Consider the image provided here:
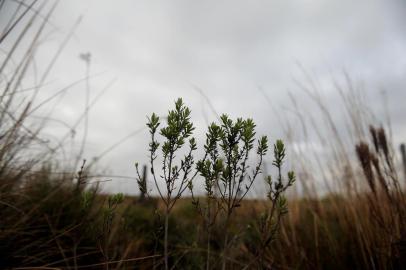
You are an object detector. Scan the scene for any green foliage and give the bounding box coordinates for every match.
[196,114,270,209]
[139,98,197,204]
[137,98,200,270]
[245,139,296,267]
[108,193,124,206]
[137,98,295,269]
[81,190,96,210]
[135,162,148,196]
[102,193,124,233]
[186,111,293,269]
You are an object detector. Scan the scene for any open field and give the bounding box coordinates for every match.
[1,172,405,269]
[1,1,405,269]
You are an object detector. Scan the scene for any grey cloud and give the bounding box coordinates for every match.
[3,0,405,194]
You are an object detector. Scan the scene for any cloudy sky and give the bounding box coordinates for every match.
[2,0,406,194]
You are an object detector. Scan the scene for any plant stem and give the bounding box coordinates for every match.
[206,229,211,270]
[222,231,229,270]
[206,199,211,270]
[222,211,232,270]
[164,207,169,270]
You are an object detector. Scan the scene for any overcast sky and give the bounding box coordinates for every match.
[1,0,406,195]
